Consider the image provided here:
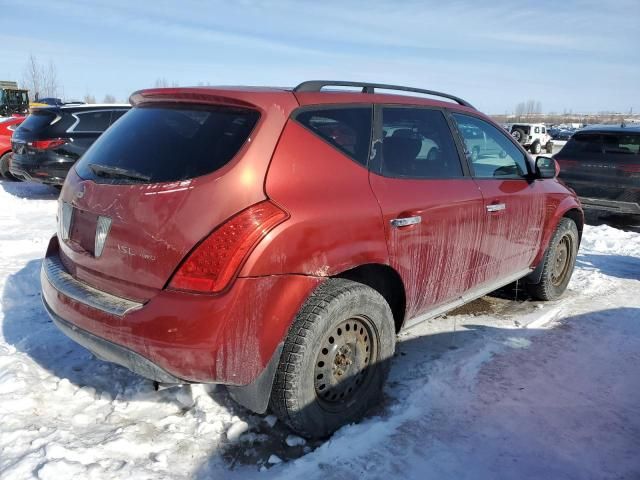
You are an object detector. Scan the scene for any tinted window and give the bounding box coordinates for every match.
[16,111,56,133]
[295,107,372,166]
[453,114,528,179]
[562,133,602,156]
[381,107,462,178]
[110,110,127,124]
[75,105,260,184]
[73,110,112,132]
[602,134,640,155]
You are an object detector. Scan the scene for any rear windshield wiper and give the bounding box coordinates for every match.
[89,163,151,182]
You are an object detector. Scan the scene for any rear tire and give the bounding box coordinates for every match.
[527,218,579,301]
[269,278,396,439]
[545,141,554,154]
[0,153,16,180]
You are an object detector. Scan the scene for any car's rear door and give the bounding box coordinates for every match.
[368,105,487,320]
[451,113,546,282]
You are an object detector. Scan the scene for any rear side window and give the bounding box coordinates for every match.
[71,110,112,133]
[562,133,602,156]
[75,105,260,184]
[381,107,462,178]
[295,107,372,166]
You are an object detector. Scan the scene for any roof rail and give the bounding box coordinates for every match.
[293,80,475,109]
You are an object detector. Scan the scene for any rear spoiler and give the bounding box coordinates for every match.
[130,88,258,109]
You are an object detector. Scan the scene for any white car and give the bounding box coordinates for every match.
[510,123,554,154]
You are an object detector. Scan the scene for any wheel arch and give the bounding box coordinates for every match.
[335,263,406,333]
[530,201,584,280]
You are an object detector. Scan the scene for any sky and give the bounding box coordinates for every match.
[1,0,639,114]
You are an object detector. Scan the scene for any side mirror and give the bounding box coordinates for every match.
[535,156,558,179]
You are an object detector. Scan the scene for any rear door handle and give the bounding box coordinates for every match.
[486,203,506,212]
[390,216,422,227]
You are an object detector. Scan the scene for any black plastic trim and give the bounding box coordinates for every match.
[226,342,283,414]
[43,298,187,384]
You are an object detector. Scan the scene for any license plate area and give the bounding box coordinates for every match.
[69,207,98,255]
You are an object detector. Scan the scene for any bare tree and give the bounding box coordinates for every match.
[103,94,116,103]
[154,77,169,88]
[22,54,59,100]
[83,94,96,104]
[514,99,543,121]
[44,61,59,98]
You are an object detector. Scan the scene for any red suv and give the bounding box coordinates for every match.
[41,81,583,438]
[0,115,25,179]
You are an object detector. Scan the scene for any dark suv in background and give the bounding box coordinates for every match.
[554,125,640,217]
[10,104,130,185]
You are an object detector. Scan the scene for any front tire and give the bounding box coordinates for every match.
[527,218,579,300]
[269,278,396,439]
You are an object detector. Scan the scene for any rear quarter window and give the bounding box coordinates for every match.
[75,105,260,184]
[294,106,372,166]
[71,110,113,133]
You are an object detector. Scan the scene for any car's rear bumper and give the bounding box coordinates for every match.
[9,153,73,185]
[41,236,322,385]
[579,196,640,215]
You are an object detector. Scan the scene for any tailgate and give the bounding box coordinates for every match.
[56,95,295,301]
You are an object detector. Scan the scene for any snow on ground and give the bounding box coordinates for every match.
[0,179,638,480]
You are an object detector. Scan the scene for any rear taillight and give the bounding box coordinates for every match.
[557,159,579,169]
[29,138,66,150]
[619,164,640,174]
[169,201,288,293]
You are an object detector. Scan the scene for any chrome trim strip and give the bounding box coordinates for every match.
[42,255,143,317]
[402,267,532,331]
[486,203,506,212]
[390,216,422,227]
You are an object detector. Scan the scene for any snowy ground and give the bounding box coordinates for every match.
[0,179,638,480]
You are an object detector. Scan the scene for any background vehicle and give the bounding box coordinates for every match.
[36,97,64,106]
[0,115,25,179]
[510,123,554,154]
[555,125,640,216]
[41,81,582,438]
[0,80,29,116]
[10,104,130,185]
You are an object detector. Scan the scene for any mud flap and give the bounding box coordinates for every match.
[226,342,283,414]
[525,248,548,285]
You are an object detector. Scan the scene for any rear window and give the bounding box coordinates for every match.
[75,105,260,184]
[294,106,372,166]
[562,133,602,156]
[17,111,56,133]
